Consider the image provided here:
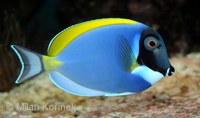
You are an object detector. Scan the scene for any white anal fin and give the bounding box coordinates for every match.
[105,92,134,96]
[49,71,106,96]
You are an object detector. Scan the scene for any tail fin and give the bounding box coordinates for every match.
[11,45,44,84]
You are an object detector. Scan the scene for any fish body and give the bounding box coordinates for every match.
[11,18,175,96]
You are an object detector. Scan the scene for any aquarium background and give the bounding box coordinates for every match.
[0,0,200,117]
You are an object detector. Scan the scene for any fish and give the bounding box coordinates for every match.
[11,18,175,96]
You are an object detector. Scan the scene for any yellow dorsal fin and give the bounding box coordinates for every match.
[48,18,138,56]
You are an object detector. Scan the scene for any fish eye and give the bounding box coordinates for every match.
[147,39,157,48]
[144,37,159,50]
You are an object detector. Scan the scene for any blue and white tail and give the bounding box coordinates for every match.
[11,45,44,83]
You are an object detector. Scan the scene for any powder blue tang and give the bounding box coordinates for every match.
[11,18,175,96]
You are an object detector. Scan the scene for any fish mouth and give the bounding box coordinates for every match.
[165,65,175,76]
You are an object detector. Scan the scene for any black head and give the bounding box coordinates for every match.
[137,28,175,76]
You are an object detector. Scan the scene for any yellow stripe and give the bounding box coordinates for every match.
[43,56,63,71]
[48,18,137,56]
[130,60,139,72]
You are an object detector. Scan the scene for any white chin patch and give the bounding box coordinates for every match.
[165,68,170,76]
[131,65,164,85]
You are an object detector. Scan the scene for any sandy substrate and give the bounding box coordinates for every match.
[0,53,200,118]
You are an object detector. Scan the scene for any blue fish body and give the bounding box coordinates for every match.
[11,18,175,96]
[56,24,150,93]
